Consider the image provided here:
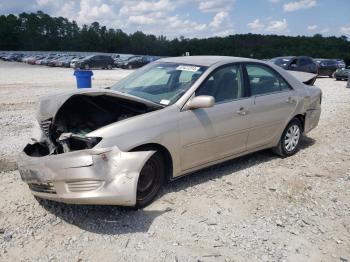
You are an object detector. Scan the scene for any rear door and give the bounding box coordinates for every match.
[244,63,297,150]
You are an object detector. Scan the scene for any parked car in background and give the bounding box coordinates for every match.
[115,55,139,68]
[269,56,318,74]
[60,56,77,68]
[120,56,149,69]
[37,54,56,66]
[28,55,45,65]
[334,66,350,81]
[11,53,25,61]
[334,59,346,68]
[74,55,114,69]
[18,56,322,208]
[70,56,85,68]
[47,55,66,67]
[315,59,338,77]
[2,53,24,61]
[51,56,71,67]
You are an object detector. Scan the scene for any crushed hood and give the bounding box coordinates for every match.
[287,71,317,86]
[36,88,161,122]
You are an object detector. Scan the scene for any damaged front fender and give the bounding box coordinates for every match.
[18,145,155,206]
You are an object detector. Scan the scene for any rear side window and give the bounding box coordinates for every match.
[246,64,292,96]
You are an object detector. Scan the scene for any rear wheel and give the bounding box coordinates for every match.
[135,151,164,208]
[272,118,302,157]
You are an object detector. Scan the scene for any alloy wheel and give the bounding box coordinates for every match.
[284,124,300,152]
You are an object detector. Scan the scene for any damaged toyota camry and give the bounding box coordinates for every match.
[18,56,322,208]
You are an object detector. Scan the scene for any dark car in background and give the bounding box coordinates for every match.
[334,59,346,68]
[334,66,350,81]
[269,56,318,74]
[117,55,160,69]
[315,59,338,77]
[74,55,114,69]
[1,53,24,61]
[120,56,147,69]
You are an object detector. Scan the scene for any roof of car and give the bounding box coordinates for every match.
[157,56,258,67]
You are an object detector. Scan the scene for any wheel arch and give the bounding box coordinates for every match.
[293,113,305,132]
[130,143,173,182]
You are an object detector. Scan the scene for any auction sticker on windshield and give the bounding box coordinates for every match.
[176,65,200,72]
[160,99,170,105]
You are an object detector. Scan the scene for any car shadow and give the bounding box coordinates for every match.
[39,136,315,235]
[38,199,170,235]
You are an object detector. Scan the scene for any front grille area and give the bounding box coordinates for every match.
[66,180,104,192]
[40,119,52,137]
[28,182,56,194]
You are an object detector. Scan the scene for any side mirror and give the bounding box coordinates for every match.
[187,95,215,110]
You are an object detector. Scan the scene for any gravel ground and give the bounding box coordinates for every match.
[0,61,349,262]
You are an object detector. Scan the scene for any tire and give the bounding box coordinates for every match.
[272,118,302,157]
[135,150,164,208]
[128,64,133,69]
[107,64,112,70]
[84,64,90,70]
[336,78,340,81]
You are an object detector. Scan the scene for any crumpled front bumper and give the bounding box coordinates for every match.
[17,145,154,206]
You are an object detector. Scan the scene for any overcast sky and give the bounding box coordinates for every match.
[0,0,349,38]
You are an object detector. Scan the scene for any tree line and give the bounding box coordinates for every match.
[1,11,349,63]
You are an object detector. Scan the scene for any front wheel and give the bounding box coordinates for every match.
[135,151,164,208]
[272,118,302,157]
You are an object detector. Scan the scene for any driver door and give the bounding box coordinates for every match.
[179,64,253,171]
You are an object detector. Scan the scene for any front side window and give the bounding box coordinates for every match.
[246,64,291,96]
[111,63,207,105]
[196,64,245,103]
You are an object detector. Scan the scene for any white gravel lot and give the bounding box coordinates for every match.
[0,61,349,261]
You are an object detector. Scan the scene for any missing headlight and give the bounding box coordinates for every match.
[57,133,102,153]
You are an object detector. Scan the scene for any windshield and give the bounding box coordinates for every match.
[111,62,207,105]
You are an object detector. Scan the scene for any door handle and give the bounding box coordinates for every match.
[285,97,295,104]
[236,107,247,116]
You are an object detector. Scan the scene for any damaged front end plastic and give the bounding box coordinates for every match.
[18,92,160,205]
[18,146,155,205]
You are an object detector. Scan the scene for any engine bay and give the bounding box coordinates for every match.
[27,94,158,156]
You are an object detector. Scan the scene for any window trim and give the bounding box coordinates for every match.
[242,62,294,97]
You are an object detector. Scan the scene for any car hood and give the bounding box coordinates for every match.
[36,88,161,122]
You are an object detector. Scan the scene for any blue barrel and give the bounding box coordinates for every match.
[74,70,93,88]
